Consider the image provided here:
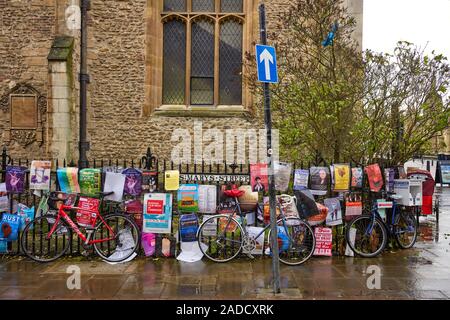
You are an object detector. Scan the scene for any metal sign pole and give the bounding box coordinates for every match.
[259,3,281,294]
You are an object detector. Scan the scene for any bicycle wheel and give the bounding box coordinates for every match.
[197,214,244,263]
[394,211,418,249]
[267,218,316,266]
[346,215,387,258]
[20,215,72,263]
[92,213,140,263]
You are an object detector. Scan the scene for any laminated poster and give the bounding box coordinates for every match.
[0,213,21,241]
[242,227,264,255]
[143,193,172,234]
[177,184,199,213]
[164,170,180,191]
[201,215,217,237]
[351,167,363,188]
[324,198,343,226]
[309,166,330,195]
[274,162,292,192]
[313,227,333,256]
[198,185,217,213]
[250,163,268,192]
[384,168,395,193]
[179,213,199,243]
[122,168,142,196]
[6,165,27,193]
[333,164,350,191]
[79,168,102,197]
[30,161,51,190]
[293,169,309,190]
[103,172,126,202]
[142,170,158,193]
[57,167,80,194]
[365,164,384,192]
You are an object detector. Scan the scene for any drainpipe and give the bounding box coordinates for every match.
[79,0,90,168]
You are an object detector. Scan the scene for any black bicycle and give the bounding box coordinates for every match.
[346,192,418,258]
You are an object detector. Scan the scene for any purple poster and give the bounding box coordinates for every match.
[122,168,143,196]
[6,166,27,193]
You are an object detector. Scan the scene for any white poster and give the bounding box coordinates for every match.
[198,185,217,213]
[103,172,126,202]
[0,183,8,212]
[30,160,51,190]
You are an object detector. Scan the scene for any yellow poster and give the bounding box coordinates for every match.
[333,164,350,191]
[164,170,180,191]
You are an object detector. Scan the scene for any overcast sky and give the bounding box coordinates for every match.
[363,0,450,59]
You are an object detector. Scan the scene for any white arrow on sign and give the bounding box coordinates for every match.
[259,49,274,81]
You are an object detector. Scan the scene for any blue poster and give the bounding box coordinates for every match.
[0,213,21,241]
[143,193,172,234]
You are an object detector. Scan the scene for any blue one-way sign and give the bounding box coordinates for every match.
[256,44,278,83]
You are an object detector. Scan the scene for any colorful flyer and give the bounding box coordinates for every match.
[6,165,27,193]
[76,197,100,227]
[79,168,102,197]
[384,168,395,192]
[177,184,199,212]
[143,193,172,234]
[0,213,21,241]
[293,169,309,190]
[198,185,217,213]
[243,227,264,255]
[164,170,180,191]
[179,213,199,242]
[309,166,330,195]
[324,198,343,226]
[365,164,384,192]
[57,167,80,194]
[30,161,51,190]
[250,163,268,192]
[333,164,350,192]
[351,167,363,188]
[313,227,333,256]
[122,168,142,196]
[142,170,158,193]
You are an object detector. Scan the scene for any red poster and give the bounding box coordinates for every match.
[365,164,384,192]
[76,197,100,227]
[250,163,268,192]
[146,200,163,214]
[313,227,332,256]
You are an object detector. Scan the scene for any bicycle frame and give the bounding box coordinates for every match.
[217,197,297,247]
[364,199,399,237]
[46,205,116,244]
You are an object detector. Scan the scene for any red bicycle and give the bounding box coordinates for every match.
[21,191,140,263]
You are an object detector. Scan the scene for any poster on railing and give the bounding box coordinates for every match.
[122,168,142,196]
[351,167,363,188]
[274,162,292,192]
[179,213,199,242]
[250,163,268,192]
[178,184,199,212]
[243,227,264,255]
[142,170,158,193]
[57,167,80,194]
[0,213,21,241]
[103,172,126,202]
[6,165,27,193]
[30,161,51,190]
[79,168,102,197]
[164,170,180,191]
[0,183,8,212]
[384,168,395,192]
[324,198,343,226]
[198,185,217,213]
[365,163,384,192]
[309,166,330,195]
[293,169,309,190]
[333,164,350,192]
[143,193,172,234]
[313,227,333,256]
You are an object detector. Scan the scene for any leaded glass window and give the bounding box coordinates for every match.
[163,20,186,104]
[161,0,245,107]
[221,0,243,13]
[219,20,242,105]
[192,0,215,12]
[164,0,186,12]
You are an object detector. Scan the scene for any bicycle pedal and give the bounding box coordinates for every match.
[246,253,255,259]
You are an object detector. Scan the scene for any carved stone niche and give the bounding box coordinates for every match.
[0,83,47,147]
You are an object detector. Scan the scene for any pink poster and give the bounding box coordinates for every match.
[313,227,333,256]
[250,163,268,192]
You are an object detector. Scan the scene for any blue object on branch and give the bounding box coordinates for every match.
[322,22,339,47]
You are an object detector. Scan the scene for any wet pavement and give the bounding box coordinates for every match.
[1,189,450,300]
